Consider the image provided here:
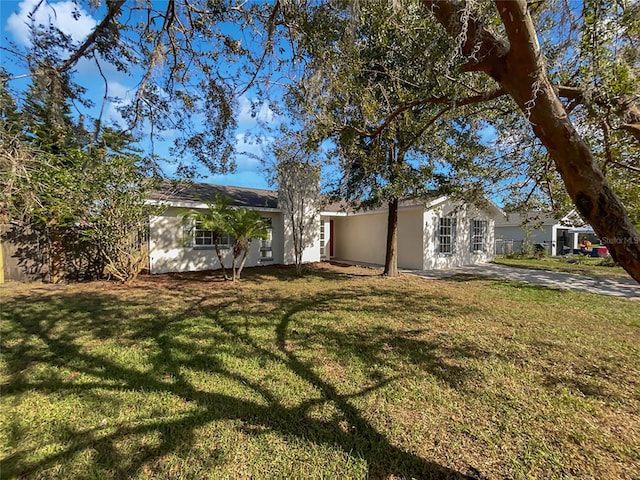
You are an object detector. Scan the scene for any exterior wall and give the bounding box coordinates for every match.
[423,200,495,270]
[149,207,284,274]
[397,208,425,269]
[494,224,553,244]
[282,210,321,265]
[332,211,388,266]
[149,196,498,274]
[494,224,559,255]
[331,200,496,270]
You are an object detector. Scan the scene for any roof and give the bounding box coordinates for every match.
[321,193,505,218]
[148,180,279,209]
[322,193,443,214]
[495,212,557,227]
[495,209,585,228]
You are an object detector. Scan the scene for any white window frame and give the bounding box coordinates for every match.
[471,219,488,253]
[438,217,456,255]
[319,220,325,258]
[193,218,230,249]
[260,217,273,261]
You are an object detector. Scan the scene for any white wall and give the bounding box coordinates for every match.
[282,210,321,265]
[330,200,496,270]
[495,224,554,244]
[332,211,388,265]
[149,207,284,274]
[423,200,495,270]
[495,224,559,255]
[398,208,425,269]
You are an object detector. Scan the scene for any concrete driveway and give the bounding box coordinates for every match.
[405,263,640,299]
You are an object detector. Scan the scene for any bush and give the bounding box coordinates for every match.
[103,241,149,284]
[597,256,618,268]
[566,254,588,265]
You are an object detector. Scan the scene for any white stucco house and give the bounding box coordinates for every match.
[494,210,597,256]
[147,180,502,274]
[320,196,501,270]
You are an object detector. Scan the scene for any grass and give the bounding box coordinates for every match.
[494,256,631,279]
[1,263,639,479]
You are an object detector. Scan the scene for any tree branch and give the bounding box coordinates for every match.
[58,0,126,73]
[365,87,507,139]
[609,161,640,174]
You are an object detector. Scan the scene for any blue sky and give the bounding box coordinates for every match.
[0,0,276,189]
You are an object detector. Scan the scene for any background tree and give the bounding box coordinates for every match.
[81,150,161,284]
[1,75,158,283]
[271,134,321,275]
[0,0,276,178]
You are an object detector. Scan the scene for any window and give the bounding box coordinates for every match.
[260,217,273,260]
[193,219,230,248]
[319,221,325,257]
[471,220,488,253]
[438,217,456,254]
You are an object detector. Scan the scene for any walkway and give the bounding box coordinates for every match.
[405,263,640,299]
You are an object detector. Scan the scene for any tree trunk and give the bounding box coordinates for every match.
[383,198,400,277]
[424,0,640,283]
[293,220,303,275]
[236,247,250,281]
[50,227,63,284]
[214,240,229,280]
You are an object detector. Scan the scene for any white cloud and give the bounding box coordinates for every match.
[234,132,275,170]
[236,95,278,128]
[6,0,97,47]
[100,81,135,127]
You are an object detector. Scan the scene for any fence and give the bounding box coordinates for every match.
[494,239,557,257]
[0,224,105,283]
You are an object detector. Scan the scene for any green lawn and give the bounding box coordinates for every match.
[1,264,639,479]
[494,256,631,279]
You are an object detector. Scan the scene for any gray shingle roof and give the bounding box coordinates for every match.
[149,180,279,209]
[322,192,442,213]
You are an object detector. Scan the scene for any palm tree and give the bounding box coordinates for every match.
[226,208,268,281]
[181,194,233,280]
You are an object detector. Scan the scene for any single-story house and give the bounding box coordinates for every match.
[494,210,597,256]
[147,181,502,274]
[320,196,501,270]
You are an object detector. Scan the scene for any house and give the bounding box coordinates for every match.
[146,181,318,274]
[147,181,502,274]
[320,196,501,270]
[494,210,598,256]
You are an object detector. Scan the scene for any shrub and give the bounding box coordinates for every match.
[597,256,618,267]
[567,254,588,265]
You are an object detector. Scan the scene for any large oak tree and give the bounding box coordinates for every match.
[419,0,640,280]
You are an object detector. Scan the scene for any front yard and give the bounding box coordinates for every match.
[494,256,631,279]
[1,264,639,479]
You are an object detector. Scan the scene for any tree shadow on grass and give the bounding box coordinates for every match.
[1,278,487,479]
